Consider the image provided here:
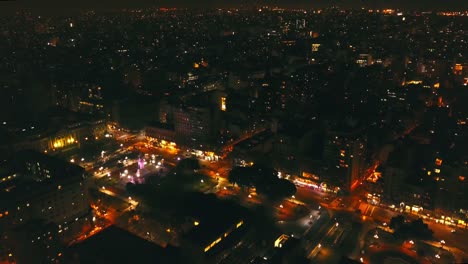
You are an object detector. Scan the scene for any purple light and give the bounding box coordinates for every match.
[138,157,145,170]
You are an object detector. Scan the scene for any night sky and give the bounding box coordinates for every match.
[1,0,466,14]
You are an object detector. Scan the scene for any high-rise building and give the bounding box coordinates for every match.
[174,106,213,148]
[296,19,306,29]
[323,131,366,191]
[0,151,91,262]
[159,99,174,124]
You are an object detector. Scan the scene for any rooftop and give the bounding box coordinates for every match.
[182,192,247,248]
[0,151,86,207]
[15,150,85,179]
[66,226,181,264]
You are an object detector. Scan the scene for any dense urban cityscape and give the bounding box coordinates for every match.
[0,2,467,264]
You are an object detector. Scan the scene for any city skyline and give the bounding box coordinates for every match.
[1,0,467,14]
[0,4,467,264]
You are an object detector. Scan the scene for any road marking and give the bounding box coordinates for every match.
[369,206,376,216]
[363,204,371,215]
[307,224,337,259]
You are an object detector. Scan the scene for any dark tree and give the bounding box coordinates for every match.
[176,158,201,173]
[391,216,433,240]
[276,178,297,197]
[257,178,297,201]
[389,215,405,230]
[228,167,254,188]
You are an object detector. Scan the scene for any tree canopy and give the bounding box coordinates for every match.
[228,165,296,200]
[390,215,433,240]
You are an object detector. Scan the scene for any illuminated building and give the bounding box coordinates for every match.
[382,9,395,15]
[187,72,198,82]
[454,64,463,75]
[311,43,321,52]
[1,220,64,263]
[432,162,468,214]
[356,54,373,67]
[220,97,226,111]
[323,129,366,191]
[383,143,439,210]
[180,193,247,261]
[200,81,223,93]
[145,122,176,144]
[154,92,224,152]
[6,151,90,225]
[2,118,107,155]
[405,80,423,86]
[174,106,213,147]
[158,99,174,124]
[183,218,245,259]
[295,19,306,29]
[282,40,296,46]
[0,151,91,262]
[78,100,104,114]
[274,234,290,248]
[51,135,77,149]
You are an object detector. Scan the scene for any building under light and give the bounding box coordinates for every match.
[0,118,107,155]
[220,97,226,111]
[145,122,176,144]
[274,234,290,248]
[183,217,246,259]
[311,43,321,52]
[0,150,91,263]
[174,106,213,147]
[180,193,248,261]
[323,129,367,191]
